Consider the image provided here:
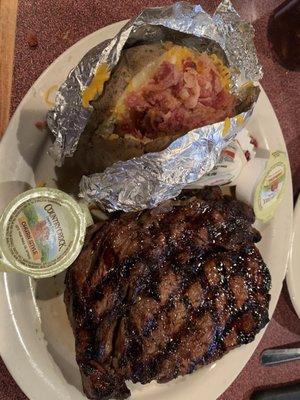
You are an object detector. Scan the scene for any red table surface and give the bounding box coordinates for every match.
[1,1,300,400]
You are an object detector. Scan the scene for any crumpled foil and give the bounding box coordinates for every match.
[80,114,252,212]
[47,0,262,212]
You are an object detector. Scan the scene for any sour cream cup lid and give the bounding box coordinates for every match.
[0,188,90,278]
[253,150,287,223]
[235,150,269,205]
[235,150,287,223]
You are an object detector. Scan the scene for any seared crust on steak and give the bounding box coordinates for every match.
[65,187,271,400]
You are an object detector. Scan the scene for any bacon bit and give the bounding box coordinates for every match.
[183,59,197,70]
[125,92,147,109]
[27,33,38,48]
[132,129,143,139]
[35,120,47,130]
[153,61,180,88]
[120,54,235,138]
[250,136,258,148]
[244,150,251,161]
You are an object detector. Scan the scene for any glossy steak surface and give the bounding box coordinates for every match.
[65,187,271,400]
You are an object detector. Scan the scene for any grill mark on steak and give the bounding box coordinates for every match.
[65,187,271,400]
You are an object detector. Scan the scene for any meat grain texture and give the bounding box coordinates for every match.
[65,187,271,400]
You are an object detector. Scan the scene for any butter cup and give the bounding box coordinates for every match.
[0,188,89,278]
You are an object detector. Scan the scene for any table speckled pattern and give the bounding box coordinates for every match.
[1,1,300,399]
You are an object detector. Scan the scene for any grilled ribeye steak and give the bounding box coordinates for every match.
[65,187,271,400]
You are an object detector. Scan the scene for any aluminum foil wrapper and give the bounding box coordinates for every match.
[80,113,252,212]
[47,0,262,212]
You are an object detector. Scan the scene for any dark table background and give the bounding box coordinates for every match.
[1,1,300,399]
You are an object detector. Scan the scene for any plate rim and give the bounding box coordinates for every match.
[286,197,300,318]
[0,19,294,400]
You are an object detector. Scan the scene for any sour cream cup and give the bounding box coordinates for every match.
[187,129,256,189]
[235,150,287,222]
[0,188,92,278]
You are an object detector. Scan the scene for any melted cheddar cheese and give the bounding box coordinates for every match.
[82,64,110,108]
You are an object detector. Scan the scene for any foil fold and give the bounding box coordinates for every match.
[80,110,252,212]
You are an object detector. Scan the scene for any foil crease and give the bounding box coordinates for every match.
[47,0,262,211]
[80,109,252,212]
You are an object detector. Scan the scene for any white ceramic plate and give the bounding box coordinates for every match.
[287,197,300,319]
[0,20,293,400]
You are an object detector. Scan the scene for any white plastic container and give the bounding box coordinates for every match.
[0,188,91,278]
[235,150,287,222]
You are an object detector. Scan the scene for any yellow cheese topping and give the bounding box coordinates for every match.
[222,117,231,137]
[209,53,231,91]
[236,114,245,126]
[82,64,110,108]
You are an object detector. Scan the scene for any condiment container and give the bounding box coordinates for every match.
[0,188,92,278]
[235,150,287,222]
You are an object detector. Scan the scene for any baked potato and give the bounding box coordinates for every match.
[56,41,257,192]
